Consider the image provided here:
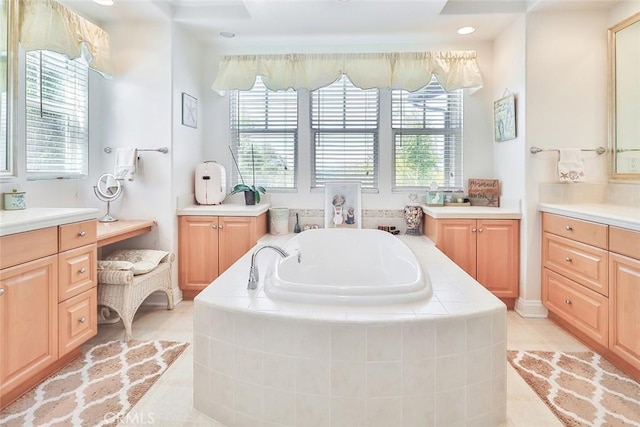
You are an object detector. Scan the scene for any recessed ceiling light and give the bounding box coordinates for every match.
[92,0,114,6]
[220,32,236,38]
[457,26,476,35]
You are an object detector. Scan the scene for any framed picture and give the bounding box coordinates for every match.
[426,191,444,206]
[324,182,361,229]
[182,93,197,128]
[493,93,516,142]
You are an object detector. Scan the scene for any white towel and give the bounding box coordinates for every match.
[114,148,137,181]
[558,149,585,183]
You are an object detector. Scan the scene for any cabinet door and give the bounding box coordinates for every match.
[609,253,640,372]
[218,216,257,273]
[0,255,58,396]
[58,243,97,302]
[178,216,219,293]
[477,219,519,298]
[59,288,97,357]
[436,219,477,277]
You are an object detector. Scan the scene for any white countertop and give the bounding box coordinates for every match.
[538,203,640,232]
[177,203,270,217]
[421,205,522,219]
[195,233,504,322]
[0,207,99,236]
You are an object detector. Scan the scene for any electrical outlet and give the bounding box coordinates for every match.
[629,158,639,172]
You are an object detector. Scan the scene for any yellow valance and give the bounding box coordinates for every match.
[211,51,483,93]
[19,0,111,76]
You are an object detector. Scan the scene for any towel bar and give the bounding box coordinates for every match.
[530,146,606,155]
[104,146,169,154]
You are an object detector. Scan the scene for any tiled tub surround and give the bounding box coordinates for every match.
[194,234,506,426]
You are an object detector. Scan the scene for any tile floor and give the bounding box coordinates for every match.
[88,301,589,427]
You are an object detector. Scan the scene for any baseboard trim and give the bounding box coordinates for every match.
[514,298,548,318]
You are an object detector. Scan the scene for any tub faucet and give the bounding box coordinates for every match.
[247,245,289,290]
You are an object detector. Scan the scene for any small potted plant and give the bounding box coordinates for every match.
[229,145,266,205]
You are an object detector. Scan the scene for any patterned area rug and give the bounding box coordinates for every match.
[0,340,189,427]
[507,350,640,427]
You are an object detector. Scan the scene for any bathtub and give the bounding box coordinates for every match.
[194,231,507,426]
[265,228,431,305]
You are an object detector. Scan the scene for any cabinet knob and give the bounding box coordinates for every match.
[565,225,573,231]
[0,288,4,296]
[472,228,477,232]
[478,228,484,233]
[565,257,572,262]
[211,224,217,229]
[79,316,87,324]
[79,267,86,274]
[219,225,223,230]
[565,299,572,305]
[78,231,86,237]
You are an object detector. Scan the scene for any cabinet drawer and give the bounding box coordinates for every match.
[59,220,97,252]
[58,287,97,357]
[0,227,58,269]
[542,212,608,249]
[610,227,640,259]
[543,232,608,296]
[59,244,97,302]
[542,268,608,347]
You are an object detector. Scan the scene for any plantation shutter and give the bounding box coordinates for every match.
[392,77,463,190]
[311,74,378,189]
[230,76,297,189]
[26,50,89,179]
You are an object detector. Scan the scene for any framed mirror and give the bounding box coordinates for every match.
[609,12,640,180]
[0,0,17,178]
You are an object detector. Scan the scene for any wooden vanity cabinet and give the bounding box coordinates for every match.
[178,213,267,299]
[429,217,520,305]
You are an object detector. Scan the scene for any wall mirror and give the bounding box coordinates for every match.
[0,0,16,178]
[609,12,640,180]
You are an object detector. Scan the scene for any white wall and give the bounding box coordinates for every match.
[201,40,496,210]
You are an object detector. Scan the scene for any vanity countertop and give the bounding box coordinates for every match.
[0,207,99,236]
[538,203,640,232]
[421,205,522,220]
[177,203,270,217]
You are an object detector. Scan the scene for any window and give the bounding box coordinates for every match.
[311,75,378,189]
[392,77,463,190]
[230,76,297,189]
[26,50,89,179]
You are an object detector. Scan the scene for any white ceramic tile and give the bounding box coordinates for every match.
[467,412,494,427]
[492,309,507,344]
[209,371,234,409]
[250,298,282,311]
[466,347,492,384]
[331,361,366,397]
[435,354,466,392]
[263,353,295,392]
[193,304,209,335]
[366,361,402,398]
[330,397,365,427]
[402,358,435,396]
[295,394,331,427]
[210,338,234,376]
[436,318,466,356]
[234,380,263,419]
[193,332,209,366]
[192,364,210,412]
[263,387,296,426]
[435,288,470,302]
[296,358,331,396]
[466,379,493,419]
[234,313,264,350]
[331,324,366,361]
[402,394,435,426]
[365,397,402,427]
[441,301,476,314]
[234,411,264,427]
[467,315,492,350]
[434,388,466,426]
[492,344,507,378]
[411,300,448,315]
[492,373,507,410]
[366,324,402,361]
[234,347,263,385]
[402,322,435,360]
[295,323,331,359]
[210,307,234,343]
[209,403,234,427]
[264,318,297,356]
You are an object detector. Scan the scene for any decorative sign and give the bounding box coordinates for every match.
[494,94,516,142]
[468,179,500,207]
[182,93,198,128]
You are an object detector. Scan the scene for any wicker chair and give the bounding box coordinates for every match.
[97,252,175,341]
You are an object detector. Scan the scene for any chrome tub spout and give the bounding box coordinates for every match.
[247,245,289,290]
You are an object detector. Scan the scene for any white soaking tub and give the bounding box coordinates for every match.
[265,228,431,304]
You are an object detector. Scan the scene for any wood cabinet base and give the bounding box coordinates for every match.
[181,289,202,300]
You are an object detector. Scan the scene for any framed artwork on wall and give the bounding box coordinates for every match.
[324,182,361,229]
[182,93,198,128]
[493,93,516,142]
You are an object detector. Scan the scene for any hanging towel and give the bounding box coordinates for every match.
[558,149,585,183]
[114,148,137,181]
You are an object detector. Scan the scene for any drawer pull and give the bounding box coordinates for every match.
[565,257,572,262]
[211,224,217,229]
[565,299,572,305]
[79,316,87,324]
[78,231,86,237]
[565,225,573,231]
[0,288,4,296]
[472,228,477,233]
[219,225,224,230]
[478,228,484,233]
[79,267,86,274]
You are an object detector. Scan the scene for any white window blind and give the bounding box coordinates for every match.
[392,77,463,190]
[230,76,297,189]
[26,50,88,179]
[311,75,378,189]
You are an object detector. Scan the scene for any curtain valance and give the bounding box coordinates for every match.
[19,0,111,76]
[211,51,483,93]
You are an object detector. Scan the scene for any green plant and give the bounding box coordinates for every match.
[229,145,266,203]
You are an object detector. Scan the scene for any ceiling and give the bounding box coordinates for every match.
[59,0,621,46]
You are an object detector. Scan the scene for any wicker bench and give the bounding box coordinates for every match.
[97,252,175,341]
